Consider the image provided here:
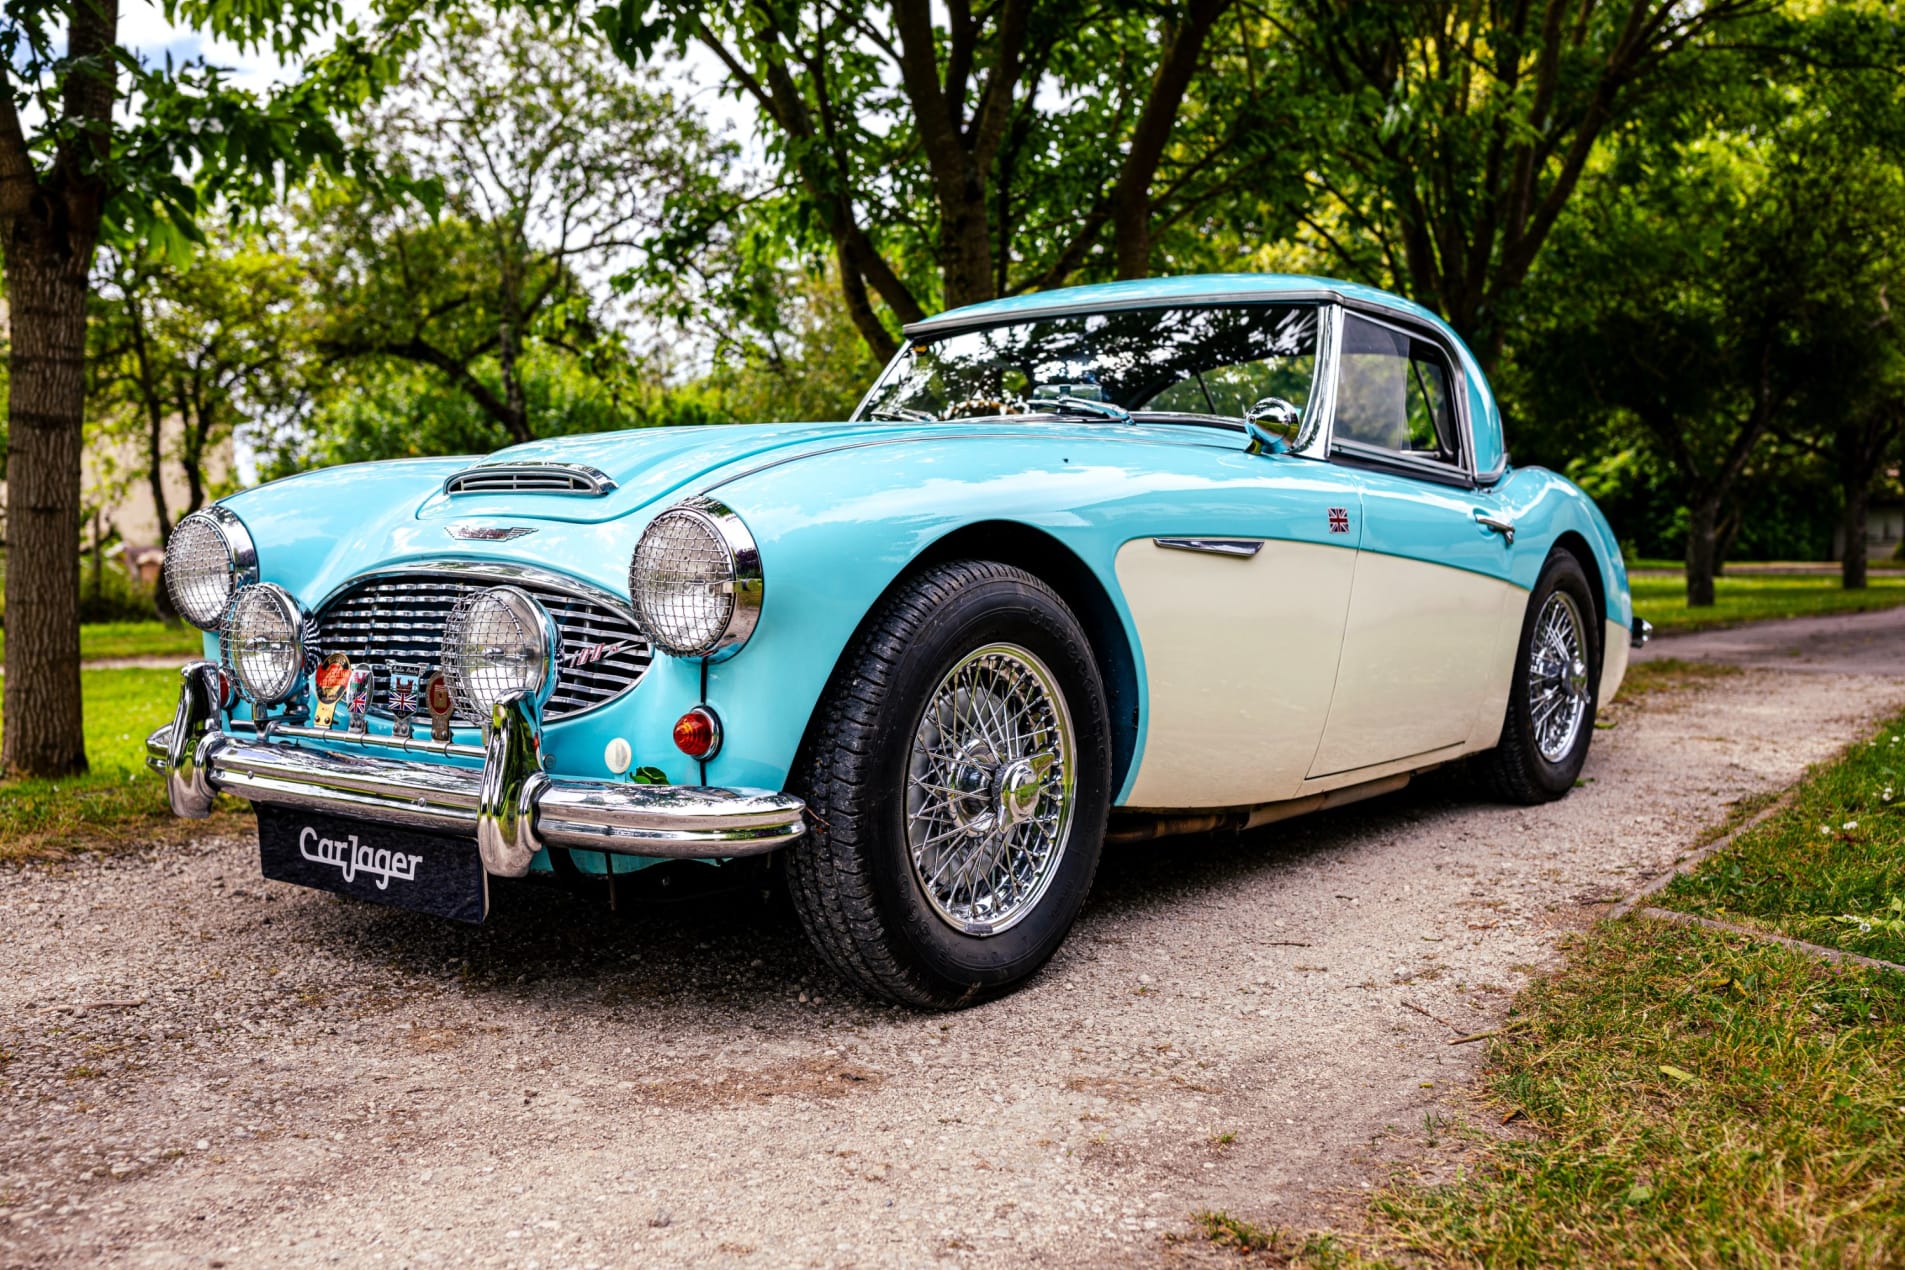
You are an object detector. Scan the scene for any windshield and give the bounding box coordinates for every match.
[856,303,1320,424]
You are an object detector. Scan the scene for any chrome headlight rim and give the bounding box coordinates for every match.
[164,506,259,631]
[217,582,307,706]
[440,584,561,718]
[627,497,763,661]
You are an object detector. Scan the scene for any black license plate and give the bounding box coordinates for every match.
[256,806,488,923]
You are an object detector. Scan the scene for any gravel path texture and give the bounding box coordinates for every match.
[5,608,1904,1268]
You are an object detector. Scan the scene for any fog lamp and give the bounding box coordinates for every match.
[441,585,559,717]
[219,583,306,705]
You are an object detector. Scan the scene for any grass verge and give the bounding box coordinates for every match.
[1659,710,1905,966]
[1368,922,1904,1266]
[1632,573,1905,634]
[0,620,204,664]
[0,666,241,863]
[1352,710,1905,1267]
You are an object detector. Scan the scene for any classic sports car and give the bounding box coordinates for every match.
[148,273,1646,1007]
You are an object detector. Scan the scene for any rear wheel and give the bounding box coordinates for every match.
[786,560,1112,1008]
[1478,549,1600,804]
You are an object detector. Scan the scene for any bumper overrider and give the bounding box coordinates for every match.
[145,662,807,877]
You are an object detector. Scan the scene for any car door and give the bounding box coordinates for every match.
[1306,309,1520,778]
[1115,459,1362,808]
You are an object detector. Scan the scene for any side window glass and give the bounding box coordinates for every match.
[1333,314,1462,468]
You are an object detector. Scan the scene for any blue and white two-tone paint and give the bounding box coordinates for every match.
[147,273,1645,1007]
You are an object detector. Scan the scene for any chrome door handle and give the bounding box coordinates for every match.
[1473,510,1515,544]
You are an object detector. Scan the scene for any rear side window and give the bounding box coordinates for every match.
[1332,314,1463,469]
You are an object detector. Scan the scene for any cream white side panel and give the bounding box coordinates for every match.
[1308,552,1519,777]
[1465,579,1528,753]
[1118,538,1356,808]
[1600,617,1630,705]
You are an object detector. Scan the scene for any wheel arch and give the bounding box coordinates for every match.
[1548,529,1611,705]
[797,519,1144,800]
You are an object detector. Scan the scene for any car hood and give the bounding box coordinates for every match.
[408,422,905,524]
[410,418,1222,525]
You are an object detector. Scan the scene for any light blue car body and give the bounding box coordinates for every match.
[208,275,1632,873]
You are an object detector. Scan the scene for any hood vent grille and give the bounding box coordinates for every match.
[444,462,617,496]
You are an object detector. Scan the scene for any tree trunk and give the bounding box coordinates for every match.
[2,235,92,778]
[1842,480,1869,591]
[1685,495,1720,609]
[1714,507,1743,578]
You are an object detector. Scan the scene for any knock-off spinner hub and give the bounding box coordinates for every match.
[995,758,1045,826]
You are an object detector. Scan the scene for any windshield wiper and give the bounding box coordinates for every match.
[1030,394,1132,423]
[865,406,938,422]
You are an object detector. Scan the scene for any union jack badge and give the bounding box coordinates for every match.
[388,662,425,740]
[312,653,352,729]
[1328,507,1351,534]
[346,666,376,735]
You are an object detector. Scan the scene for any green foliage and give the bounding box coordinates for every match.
[281,4,737,455]
[1497,10,1905,584]
[1,0,423,257]
[87,232,306,530]
[608,1,1309,359]
[1663,711,1905,964]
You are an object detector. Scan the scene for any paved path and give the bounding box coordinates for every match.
[3,618,1903,1267]
[1636,603,1905,677]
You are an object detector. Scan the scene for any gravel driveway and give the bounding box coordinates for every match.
[5,609,1904,1268]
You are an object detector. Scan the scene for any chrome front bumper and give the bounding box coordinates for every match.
[146,662,807,877]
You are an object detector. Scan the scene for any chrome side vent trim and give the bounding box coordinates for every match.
[444,462,617,496]
[1152,537,1264,558]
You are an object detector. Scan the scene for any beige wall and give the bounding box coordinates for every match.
[80,421,233,550]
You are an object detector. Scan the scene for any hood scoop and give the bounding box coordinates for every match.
[443,462,617,497]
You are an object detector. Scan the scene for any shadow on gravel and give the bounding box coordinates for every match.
[273,771,1487,1019]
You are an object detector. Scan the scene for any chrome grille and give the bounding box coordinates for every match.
[444,463,615,496]
[312,572,651,721]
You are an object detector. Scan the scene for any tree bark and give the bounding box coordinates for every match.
[0,0,117,779]
[1112,0,1229,279]
[1841,480,1869,591]
[2,237,93,777]
[1685,494,1719,608]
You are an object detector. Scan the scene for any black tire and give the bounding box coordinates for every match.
[786,560,1112,1009]
[1478,549,1601,805]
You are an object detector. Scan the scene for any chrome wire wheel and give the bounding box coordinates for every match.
[905,643,1077,937]
[1528,591,1591,763]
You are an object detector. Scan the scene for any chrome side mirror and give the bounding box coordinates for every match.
[1244,396,1302,455]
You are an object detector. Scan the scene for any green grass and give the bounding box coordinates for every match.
[1368,922,1905,1267]
[1631,573,1905,634]
[0,666,236,863]
[1660,711,1905,966]
[0,620,204,664]
[1354,712,1905,1267]
[1611,656,1742,703]
[78,621,205,662]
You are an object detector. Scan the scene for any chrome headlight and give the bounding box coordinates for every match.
[164,506,258,630]
[441,585,559,716]
[219,583,306,705]
[627,498,762,659]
